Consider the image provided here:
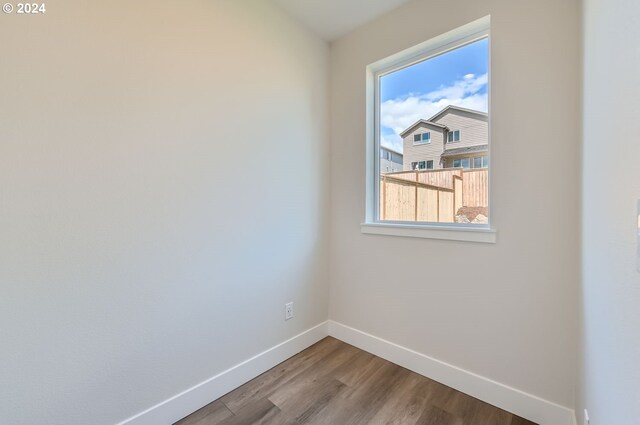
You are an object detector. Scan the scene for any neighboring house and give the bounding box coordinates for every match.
[380,146,403,173]
[400,106,488,171]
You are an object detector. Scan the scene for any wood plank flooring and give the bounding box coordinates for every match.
[175,337,537,425]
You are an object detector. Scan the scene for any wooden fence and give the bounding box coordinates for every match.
[462,169,488,208]
[380,168,487,222]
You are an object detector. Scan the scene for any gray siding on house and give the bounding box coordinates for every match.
[402,125,445,170]
[380,146,403,173]
[381,157,403,173]
[434,109,488,151]
[401,107,488,170]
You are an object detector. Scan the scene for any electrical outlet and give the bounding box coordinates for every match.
[285,302,294,320]
[584,409,590,425]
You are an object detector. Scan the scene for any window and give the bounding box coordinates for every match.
[472,156,489,168]
[453,158,471,169]
[414,132,431,144]
[365,17,493,242]
[471,156,489,168]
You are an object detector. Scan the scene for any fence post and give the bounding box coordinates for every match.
[382,175,386,220]
[414,181,418,221]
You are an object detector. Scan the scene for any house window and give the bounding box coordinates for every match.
[452,158,470,169]
[366,17,492,241]
[471,156,489,168]
[414,132,431,144]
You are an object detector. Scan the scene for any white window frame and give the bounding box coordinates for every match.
[414,132,431,145]
[448,130,461,143]
[363,16,495,243]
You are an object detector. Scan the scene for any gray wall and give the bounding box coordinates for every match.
[0,1,330,424]
[330,0,580,408]
[579,0,640,423]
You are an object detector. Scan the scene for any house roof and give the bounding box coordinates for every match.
[427,105,488,123]
[399,106,488,138]
[441,144,489,157]
[399,120,448,138]
[380,145,403,156]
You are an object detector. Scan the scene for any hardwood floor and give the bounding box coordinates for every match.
[175,337,537,425]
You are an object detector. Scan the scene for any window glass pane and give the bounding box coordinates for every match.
[482,156,489,168]
[377,36,489,225]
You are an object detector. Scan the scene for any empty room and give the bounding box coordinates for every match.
[1,0,638,424]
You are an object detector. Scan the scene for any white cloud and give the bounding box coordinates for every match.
[381,133,403,153]
[380,73,488,151]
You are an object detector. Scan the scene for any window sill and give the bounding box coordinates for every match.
[360,222,497,243]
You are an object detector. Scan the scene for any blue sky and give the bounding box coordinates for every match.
[380,38,488,152]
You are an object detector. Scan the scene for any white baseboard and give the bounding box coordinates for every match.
[116,321,329,425]
[115,319,575,425]
[327,320,575,425]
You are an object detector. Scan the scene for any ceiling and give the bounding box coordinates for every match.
[272,0,413,41]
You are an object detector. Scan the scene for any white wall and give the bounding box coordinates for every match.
[0,1,329,424]
[578,0,640,423]
[329,0,580,408]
